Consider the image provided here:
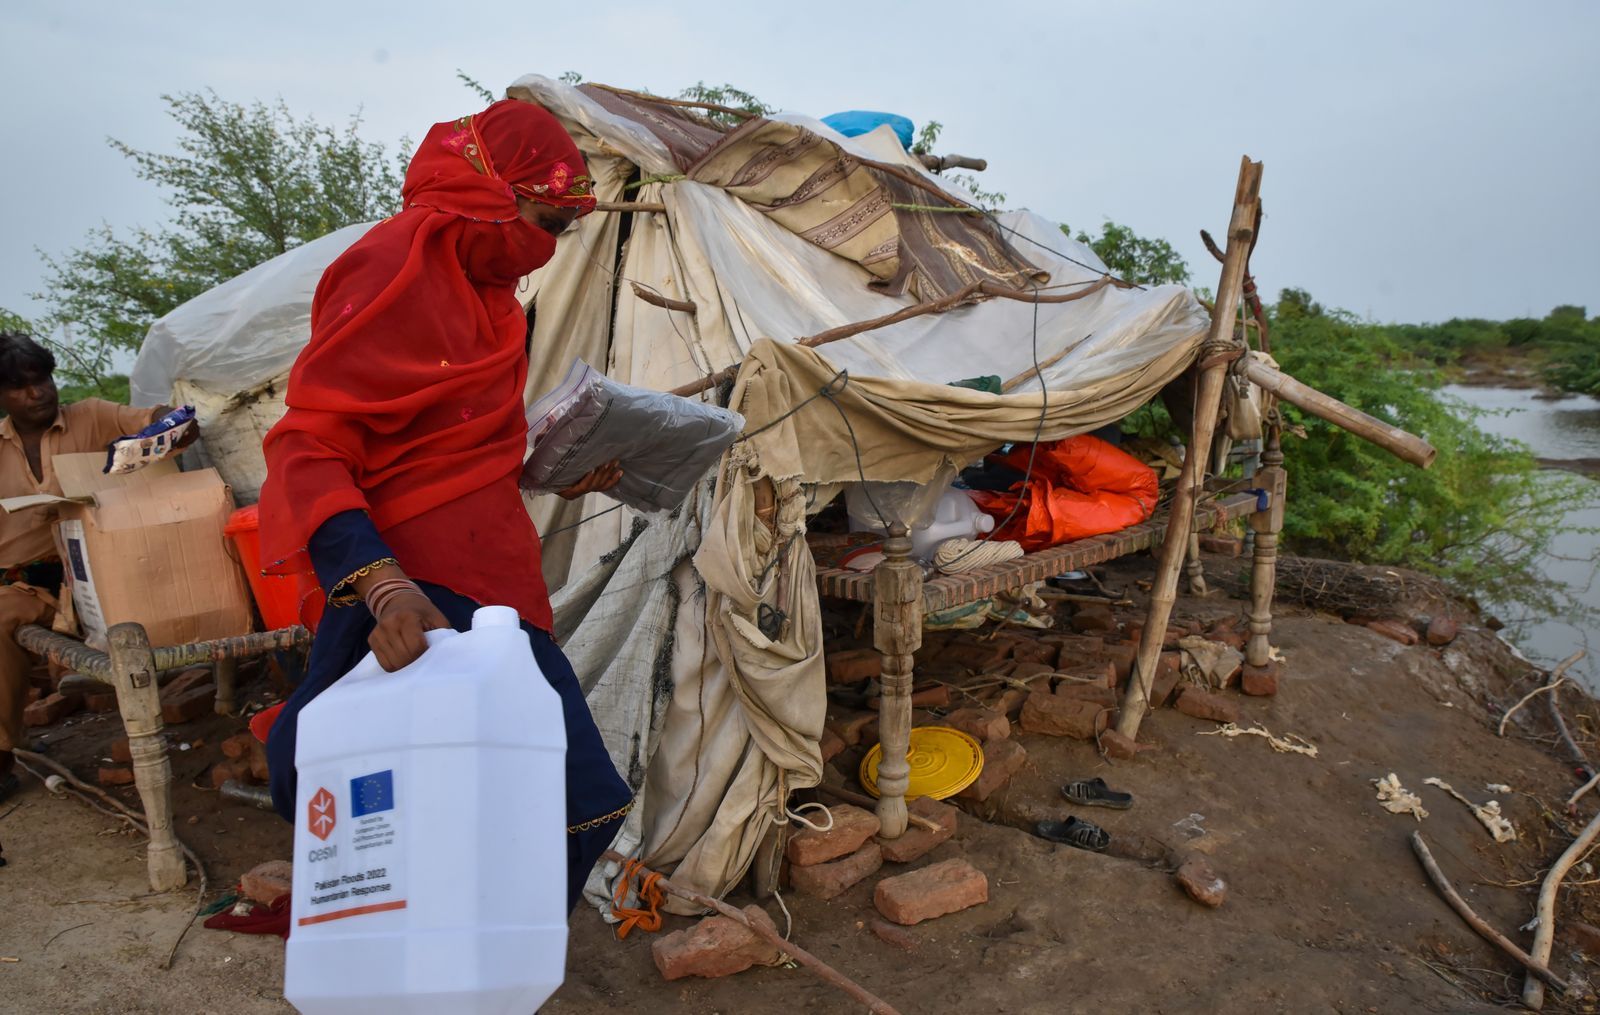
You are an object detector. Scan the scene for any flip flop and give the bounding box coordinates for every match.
[1035,816,1110,852]
[1061,777,1133,810]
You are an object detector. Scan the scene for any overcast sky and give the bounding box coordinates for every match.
[3,0,1595,329]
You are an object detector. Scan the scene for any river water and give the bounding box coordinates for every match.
[1442,384,1600,690]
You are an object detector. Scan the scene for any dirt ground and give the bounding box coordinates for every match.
[5,556,1600,1014]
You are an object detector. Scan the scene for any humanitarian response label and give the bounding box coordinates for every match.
[296,764,407,927]
[58,521,107,645]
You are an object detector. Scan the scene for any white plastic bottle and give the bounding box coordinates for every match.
[285,605,568,1015]
[908,488,996,561]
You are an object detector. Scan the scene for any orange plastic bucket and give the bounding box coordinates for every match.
[224,505,325,633]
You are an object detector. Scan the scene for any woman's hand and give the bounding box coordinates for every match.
[368,593,451,672]
[558,459,623,500]
[353,564,451,671]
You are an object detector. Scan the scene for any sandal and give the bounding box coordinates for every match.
[1061,777,1133,810]
[1035,816,1111,852]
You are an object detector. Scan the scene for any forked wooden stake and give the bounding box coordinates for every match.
[1117,156,1261,741]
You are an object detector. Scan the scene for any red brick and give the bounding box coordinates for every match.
[161,683,215,724]
[1175,854,1227,907]
[1020,692,1106,740]
[163,667,214,697]
[1241,661,1281,697]
[1211,628,1248,652]
[210,760,252,789]
[110,737,132,764]
[1008,639,1056,667]
[98,766,135,787]
[1197,533,1243,557]
[1427,615,1459,647]
[1054,681,1117,708]
[221,732,256,760]
[957,738,1027,802]
[1099,729,1143,760]
[1050,635,1105,668]
[868,917,917,952]
[878,797,958,863]
[652,905,782,981]
[941,639,1012,673]
[241,860,293,905]
[1008,661,1054,682]
[1366,619,1419,646]
[84,691,118,713]
[943,706,1009,743]
[24,691,82,727]
[820,728,847,764]
[874,858,988,926]
[786,804,880,867]
[826,648,881,685]
[826,710,879,747]
[995,688,1028,719]
[1149,652,1183,706]
[24,686,42,705]
[1070,605,1118,634]
[1103,643,1138,683]
[1059,659,1116,689]
[790,842,883,900]
[1174,687,1239,725]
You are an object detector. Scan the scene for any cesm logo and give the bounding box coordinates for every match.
[308,787,337,841]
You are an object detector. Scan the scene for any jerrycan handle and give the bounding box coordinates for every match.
[423,627,459,648]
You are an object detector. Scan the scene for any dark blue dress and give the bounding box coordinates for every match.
[265,510,632,913]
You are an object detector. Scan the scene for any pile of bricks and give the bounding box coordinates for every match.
[652,801,989,981]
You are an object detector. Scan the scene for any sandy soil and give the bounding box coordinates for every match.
[4,558,1598,1014]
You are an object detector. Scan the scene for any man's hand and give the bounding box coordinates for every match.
[368,592,451,672]
[558,459,623,500]
[150,404,201,450]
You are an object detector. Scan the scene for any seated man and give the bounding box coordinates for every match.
[0,332,194,802]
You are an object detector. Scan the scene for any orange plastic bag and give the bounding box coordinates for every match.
[970,436,1158,552]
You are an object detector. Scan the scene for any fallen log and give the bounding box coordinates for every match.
[1409,831,1568,994]
[1242,355,1437,468]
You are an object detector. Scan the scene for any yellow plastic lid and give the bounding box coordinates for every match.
[860,726,985,801]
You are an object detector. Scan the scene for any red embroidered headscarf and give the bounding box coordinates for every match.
[258,99,594,625]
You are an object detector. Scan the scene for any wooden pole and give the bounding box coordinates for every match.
[1245,434,1287,668]
[594,200,666,213]
[1409,832,1569,994]
[872,525,922,839]
[213,658,238,716]
[1241,356,1436,469]
[601,850,905,1015]
[107,623,187,891]
[1185,529,1209,595]
[1117,156,1261,741]
[1521,808,1600,1008]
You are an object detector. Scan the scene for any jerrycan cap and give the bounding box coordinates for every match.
[473,605,521,629]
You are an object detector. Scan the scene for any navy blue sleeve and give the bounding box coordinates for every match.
[308,509,397,603]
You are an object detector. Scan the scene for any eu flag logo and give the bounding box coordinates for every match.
[350,770,394,817]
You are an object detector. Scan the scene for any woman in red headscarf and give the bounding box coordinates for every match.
[259,100,632,911]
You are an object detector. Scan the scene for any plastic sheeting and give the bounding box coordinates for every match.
[131,223,371,406]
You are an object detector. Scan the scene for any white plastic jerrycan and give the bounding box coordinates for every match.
[908,488,995,561]
[285,605,568,1015]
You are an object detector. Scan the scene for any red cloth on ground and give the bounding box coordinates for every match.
[970,435,1159,552]
[203,894,291,939]
[259,100,596,630]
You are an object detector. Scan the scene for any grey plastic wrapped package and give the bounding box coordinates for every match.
[522,359,745,512]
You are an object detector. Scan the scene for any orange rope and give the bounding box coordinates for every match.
[610,858,665,939]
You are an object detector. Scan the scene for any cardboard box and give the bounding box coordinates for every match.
[1,453,253,650]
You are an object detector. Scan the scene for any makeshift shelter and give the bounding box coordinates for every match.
[131,76,1432,913]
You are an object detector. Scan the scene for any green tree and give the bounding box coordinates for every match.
[1268,295,1596,621]
[1063,220,1190,286]
[34,91,406,394]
